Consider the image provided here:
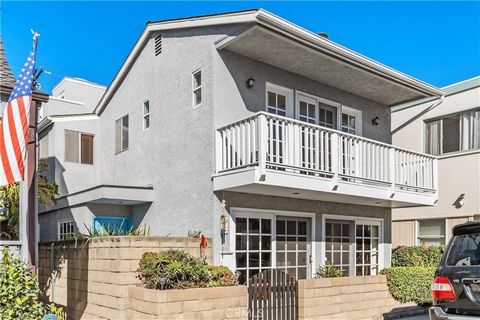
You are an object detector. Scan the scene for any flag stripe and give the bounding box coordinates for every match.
[7,100,25,175]
[3,106,22,181]
[0,120,15,183]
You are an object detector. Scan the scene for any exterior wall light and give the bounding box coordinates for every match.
[245,77,255,89]
[372,116,380,126]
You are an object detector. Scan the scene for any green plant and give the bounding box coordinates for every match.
[380,266,436,305]
[392,246,444,267]
[207,265,237,287]
[315,264,344,278]
[82,223,151,241]
[46,303,65,320]
[0,248,64,320]
[0,160,58,240]
[137,250,211,290]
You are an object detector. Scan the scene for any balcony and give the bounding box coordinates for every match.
[214,112,438,207]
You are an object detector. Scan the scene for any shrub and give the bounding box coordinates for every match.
[381,266,436,305]
[315,264,344,278]
[392,246,444,267]
[0,248,64,320]
[137,250,211,290]
[206,265,237,287]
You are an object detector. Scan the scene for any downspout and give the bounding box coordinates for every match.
[391,95,445,135]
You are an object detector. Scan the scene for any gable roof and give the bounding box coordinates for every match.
[0,37,16,87]
[93,9,444,115]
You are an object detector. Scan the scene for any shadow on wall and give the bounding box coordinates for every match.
[40,241,89,320]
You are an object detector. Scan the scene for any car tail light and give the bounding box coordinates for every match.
[432,276,456,300]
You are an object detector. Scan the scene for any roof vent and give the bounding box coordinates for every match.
[318,32,329,39]
[154,35,162,56]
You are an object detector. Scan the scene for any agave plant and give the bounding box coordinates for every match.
[315,264,344,278]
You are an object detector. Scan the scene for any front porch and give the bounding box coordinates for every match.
[214,112,438,208]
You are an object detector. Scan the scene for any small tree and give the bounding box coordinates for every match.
[0,160,58,239]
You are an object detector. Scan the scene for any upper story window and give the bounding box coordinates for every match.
[341,106,362,135]
[425,108,480,156]
[192,70,202,108]
[58,220,75,240]
[143,100,150,130]
[318,102,337,129]
[65,130,94,164]
[115,115,129,154]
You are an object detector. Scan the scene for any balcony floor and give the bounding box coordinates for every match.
[213,166,437,208]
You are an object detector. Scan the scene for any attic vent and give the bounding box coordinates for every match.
[154,35,162,56]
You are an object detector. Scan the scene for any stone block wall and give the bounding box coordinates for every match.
[38,236,212,320]
[298,275,415,320]
[126,286,247,320]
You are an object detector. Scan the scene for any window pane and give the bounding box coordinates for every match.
[193,88,202,106]
[122,115,129,150]
[425,120,441,155]
[193,71,201,88]
[277,95,286,110]
[115,118,122,153]
[144,100,150,115]
[144,115,150,129]
[65,130,79,162]
[443,116,460,153]
[81,134,94,164]
[267,92,276,107]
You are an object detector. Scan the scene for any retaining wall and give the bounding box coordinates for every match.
[38,236,212,320]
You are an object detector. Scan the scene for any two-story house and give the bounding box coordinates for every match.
[38,9,444,283]
[391,77,480,247]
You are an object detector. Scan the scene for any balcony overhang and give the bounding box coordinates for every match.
[216,24,444,106]
[39,185,154,213]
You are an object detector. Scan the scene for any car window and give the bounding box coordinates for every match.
[446,233,480,266]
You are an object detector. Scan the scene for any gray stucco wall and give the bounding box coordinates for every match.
[213,49,392,143]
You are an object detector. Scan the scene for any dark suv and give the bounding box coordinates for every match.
[430,221,480,319]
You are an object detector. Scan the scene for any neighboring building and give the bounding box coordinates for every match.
[38,9,444,282]
[391,77,480,247]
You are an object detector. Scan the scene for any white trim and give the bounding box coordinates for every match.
[52,77,106,94]
[321,213,384,276]
[265,82,294,118]
[341,105,363,136]
[192,69,202,109]
[229,207,316,279]
[142,99,150,131]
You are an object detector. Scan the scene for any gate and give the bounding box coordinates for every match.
[248,269,298,320]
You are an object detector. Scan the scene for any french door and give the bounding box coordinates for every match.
[325,218,381,276]
[234,213,312,284]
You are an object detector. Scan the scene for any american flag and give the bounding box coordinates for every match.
[0,40,37,185]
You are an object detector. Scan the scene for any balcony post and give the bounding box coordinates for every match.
[388,147,396,196]
[215,130,222,173]
[330,132,339,188]
[432,158,438,192]
[258,113,267,180]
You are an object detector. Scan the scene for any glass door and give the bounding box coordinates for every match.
[276,217,311,280]
[325,220,352,276]
[355,221,380,276]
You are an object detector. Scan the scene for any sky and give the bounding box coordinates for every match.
[1,1,479,94]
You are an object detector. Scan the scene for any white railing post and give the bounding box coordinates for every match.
[258,114,268,180]
[331,132,339,188]
[389,148,396,195]
[215,130,222,173]
[432,158,438,193]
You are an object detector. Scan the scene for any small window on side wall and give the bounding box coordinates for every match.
[115,115,129,154]
[65,130,94,164]
[143,100,150,130]
[58,220,75,240]
[192,70,202,108]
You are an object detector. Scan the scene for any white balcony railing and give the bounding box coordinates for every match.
[215,112,437,194]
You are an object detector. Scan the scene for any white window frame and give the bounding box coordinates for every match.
[192,69,202,108]
[341,105,363,136]
[64,129,94,165]
[266,82,294,118]
[143,99,150,131]
[321,214,384,277]
[415,218,447,246]
[115,114,129,154]
[57,219,75,240]
[227,207,316,279]
[295,91,341,129]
